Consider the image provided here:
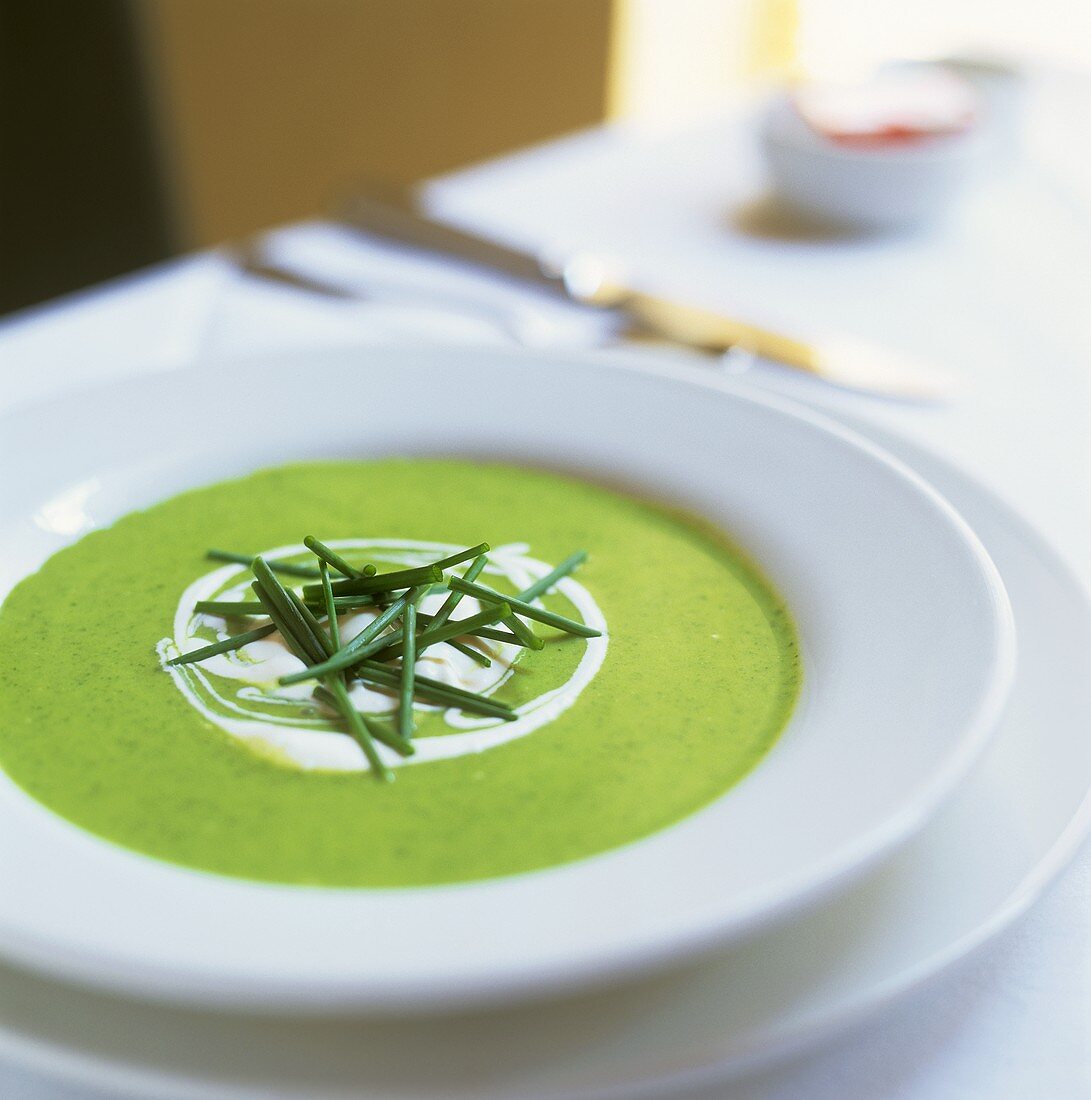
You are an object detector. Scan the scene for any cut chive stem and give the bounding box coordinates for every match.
[355,661,515,720]
[399,601,417,740]
[325,677,392,780]
[447,639,492,667]
[166,622,277,666]
[353,659,480,699]
[518,550,588,602]
[362,714,414,757]
[207,549,320,578]
[305,564,443,600]
[387,663,514,708]
[471,626,525,646]
[340,596,410,656]
[473,628,523,646]
[318,561,340,651]
[251,581,318,666]
[251,558,328,664]
[286,586,335,658]
[374,604,511,662]
[426,542,491,572]
[501,613,544,651]
[311,593,388,612]
[194,600,270,617]
[447,577,600,638]
[415,612,530,648]
[360,675,512,721]
[324,594,386,610]
[196,554,587,622]
[281,626,394,683]
[416,604,512,649]
[421,617,528,647]
[304,536,362,580]
[277,595,410,685]
[197,596,385,617]
[426,554,489,633]
[312,686,415,758]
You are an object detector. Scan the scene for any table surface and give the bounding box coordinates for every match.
[1,72,1088,1100]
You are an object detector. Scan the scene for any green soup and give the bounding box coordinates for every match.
[0,460,800,886]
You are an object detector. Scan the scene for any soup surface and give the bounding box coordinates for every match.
[0,460,800,886]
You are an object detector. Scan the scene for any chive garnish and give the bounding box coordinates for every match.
[286,586,335,659]
[362,715,414,757]
[326,677,392,780]
[410,554,488,663]
[416,615,533,648]
[372,604,512,663]
[310,593,388,612]
[389,664,516,710]
[319,584,443,611]
[251,560,389,780]
[194,600,270,617]
[425,604,515,645]
[250,581,317,666]
[425,553,489,633]
[208,549,320,578]
[276,595,411,685]
[470,626,527,646]
[304,536,363,580]
[313,686,416,757]
[321,594,387,610]
[251,558,327,665]
[167,622,278,666]
[500,612,544,651]
[354,661,516,720]
[446,577,600,638]
[196,594,395,617]
[318,561,340,650]
[173,541,594,782]
[447,639,492,667]
[305,564,443,600]
[518,550,588,602]
[340,595,410,655]
[399,600,418,740]
[428,543,491,571]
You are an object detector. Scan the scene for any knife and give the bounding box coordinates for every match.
[333,188,952,400]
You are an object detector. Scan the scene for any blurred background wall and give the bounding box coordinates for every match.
[1,1,173,314]
[141,0,795,247]
[2,0,789,314]
[3,0,1087,316]
[139,0,616,247]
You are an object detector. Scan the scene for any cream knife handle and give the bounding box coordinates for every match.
[618,290,819,371]
[618,290,953,400]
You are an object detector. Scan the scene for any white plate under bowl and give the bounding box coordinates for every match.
[0,402,1081,1100]
[0,348,1013,1013]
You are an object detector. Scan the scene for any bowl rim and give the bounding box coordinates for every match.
[0,345,1017,1012]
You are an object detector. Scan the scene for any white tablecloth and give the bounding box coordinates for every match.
[1,73,1088,1100]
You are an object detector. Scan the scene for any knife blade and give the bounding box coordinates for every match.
[336,189,953,400]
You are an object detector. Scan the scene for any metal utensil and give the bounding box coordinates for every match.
[230,239,566,346]
[336,188,952,401]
